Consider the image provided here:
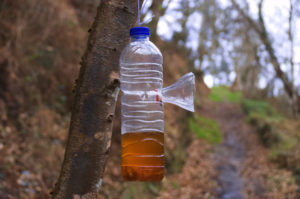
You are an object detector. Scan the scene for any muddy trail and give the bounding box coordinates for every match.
[214,134,245,199]
[159,102,298,199]
[210,103,263,199]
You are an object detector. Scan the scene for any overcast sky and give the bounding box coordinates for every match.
[143,0,300,93]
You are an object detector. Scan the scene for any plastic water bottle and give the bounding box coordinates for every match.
[120,27,164,181]
[120,26,195,181]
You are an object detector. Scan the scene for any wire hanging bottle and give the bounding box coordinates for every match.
[120,26,195,181]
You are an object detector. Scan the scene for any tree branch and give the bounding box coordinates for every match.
[288,0,294,87]
[231,0,294,98]
[147,0,164,41]
[51,0,140,198]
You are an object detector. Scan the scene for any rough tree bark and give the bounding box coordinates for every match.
[51,0,140,198]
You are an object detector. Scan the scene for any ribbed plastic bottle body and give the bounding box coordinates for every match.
[120,36,164,181]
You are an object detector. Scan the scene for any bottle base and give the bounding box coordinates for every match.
[122,166,164,181]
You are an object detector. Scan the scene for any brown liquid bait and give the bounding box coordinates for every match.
[121,132,164,181]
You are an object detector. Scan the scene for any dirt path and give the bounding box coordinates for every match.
[214,133,245,199]
[207,103,264,199]
[159,102,298,199]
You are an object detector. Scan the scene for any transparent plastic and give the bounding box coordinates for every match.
[120,34,195,181]
[120,35,164,134]
[162,72,195,112]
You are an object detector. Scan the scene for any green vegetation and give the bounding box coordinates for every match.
[189,115,222,144]
[164,124,190,174]
[241,99,297,155]
[165,145,187,174]
[270,133,298,158]
[171,182,179,189]
[209,86,242,103]
[242,99,281,118]
[242,99,282,147]
[28,46,57,70]
[121,182,161,199]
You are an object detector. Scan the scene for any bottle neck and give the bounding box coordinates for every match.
[130,35,149,41]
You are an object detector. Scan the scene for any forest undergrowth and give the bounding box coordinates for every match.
[0,1,299,198]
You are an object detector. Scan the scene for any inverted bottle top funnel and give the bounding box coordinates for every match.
[162,72,195,112]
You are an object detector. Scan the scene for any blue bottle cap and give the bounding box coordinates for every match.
[130,27,150,37]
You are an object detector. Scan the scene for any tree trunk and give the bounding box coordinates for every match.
[231,0,300,115]
[51,0,140,198]
[288,0,298,116]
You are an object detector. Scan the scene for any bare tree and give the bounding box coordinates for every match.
[288,0,298,115]
[288,0,295,88]
[51,0,140,198]
[231,0,299,115]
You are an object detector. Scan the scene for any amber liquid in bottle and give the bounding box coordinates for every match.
[121,132,164,181]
